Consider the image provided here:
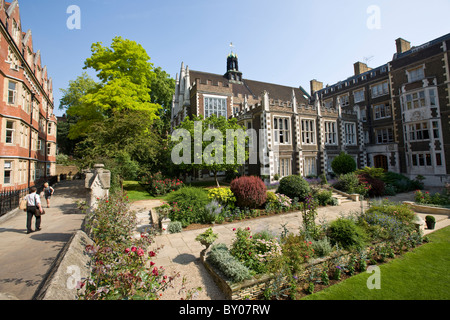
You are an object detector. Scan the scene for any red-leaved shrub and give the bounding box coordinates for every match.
[358,173,385,197]
[230,176,267,209]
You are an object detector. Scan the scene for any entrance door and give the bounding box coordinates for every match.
[374,155,388,172]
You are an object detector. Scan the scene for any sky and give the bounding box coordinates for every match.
[17,0,450,117]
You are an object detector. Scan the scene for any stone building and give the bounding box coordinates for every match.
[171,33,450,186]
[0,0,57,190]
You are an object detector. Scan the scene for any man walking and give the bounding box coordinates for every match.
[26,186,44,234]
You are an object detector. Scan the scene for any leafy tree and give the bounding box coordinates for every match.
[170,115,248,187]
[331,152,357,175]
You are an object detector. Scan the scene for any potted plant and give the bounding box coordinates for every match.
[425,215,436,230]
[195,228,218,258]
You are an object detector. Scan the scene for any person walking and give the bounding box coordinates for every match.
[43,182,54,208]
[26,186,43,234]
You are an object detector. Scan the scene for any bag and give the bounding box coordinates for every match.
[19,197,27,211]
[35,208,45,216]
[34,194,45,216]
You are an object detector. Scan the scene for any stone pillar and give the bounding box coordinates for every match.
[85,164,111,212]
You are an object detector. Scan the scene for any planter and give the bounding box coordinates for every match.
[426,221,436,230]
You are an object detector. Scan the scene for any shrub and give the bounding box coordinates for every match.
[139,172,183,196]
[366,200,415,224]
[207,244,252,283]
[207,187,237,209]
[276,175,311,202]
[165,187,210,210]
[316,190,333,206]
[328,218,367,250]
[310,237,333,257]
[195,227,218,250]
[358,173,385,197]
[332,172,360,194]
[355,167,385,179]
[168,221,183,234]
[266,191,278,204]
[331,152,357,175]
[230,176,267,209]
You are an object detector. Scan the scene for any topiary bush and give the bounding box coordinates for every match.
[230,176,267,209]
[276,175,311,202]
[328,218,367,250]
[331,152,357,175]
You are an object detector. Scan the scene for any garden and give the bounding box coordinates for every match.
[197,198,428,300]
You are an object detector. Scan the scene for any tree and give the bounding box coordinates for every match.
[170,115,248,187]
[331,152,357,175]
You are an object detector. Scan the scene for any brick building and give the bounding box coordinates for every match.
[172,33,450,186]
[0,0,57,191]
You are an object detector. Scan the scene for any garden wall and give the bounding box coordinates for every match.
[201,248,353,300]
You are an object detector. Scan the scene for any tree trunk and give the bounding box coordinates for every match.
[214,171,220,188]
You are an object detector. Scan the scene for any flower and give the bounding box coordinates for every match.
[149,251,156,257]
[124,248,130,253]
[233,228,236,231]
[131,247,137,252]
[137,248,145,257]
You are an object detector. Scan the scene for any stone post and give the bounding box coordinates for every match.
[85,164,111,212]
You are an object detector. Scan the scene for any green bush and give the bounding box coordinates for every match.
[207,244,252,283]
[310,237,333,257]
[168,221,183,234]
[165,187,210,210]
[366,200,415,224]
[276,175,311,202]
[332,172,360,194]
[316,190,333,206]
[331,152,357,175]
[328,218,367,250]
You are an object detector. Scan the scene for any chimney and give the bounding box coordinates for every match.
[310,79,323,95]
[354,62,372,76]
[396,38,411,54]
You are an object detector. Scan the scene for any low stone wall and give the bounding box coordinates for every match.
[34,230,93,300]
[201,248,353,300]
[403,201,450,216]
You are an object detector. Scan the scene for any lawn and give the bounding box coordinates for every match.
[301,225,450,300]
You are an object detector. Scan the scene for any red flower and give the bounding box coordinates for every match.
[149,251,156,257]
[137,248,145,257]
[150,261,155,266]
[125,248,130,253]
[131,247,137,252]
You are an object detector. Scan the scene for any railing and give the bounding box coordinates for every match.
[0,176,58,218]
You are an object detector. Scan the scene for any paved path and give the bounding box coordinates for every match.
[0,180,86,300]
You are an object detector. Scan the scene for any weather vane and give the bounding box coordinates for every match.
[230,42,234,54]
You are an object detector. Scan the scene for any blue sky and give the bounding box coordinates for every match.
[17,0,450,117]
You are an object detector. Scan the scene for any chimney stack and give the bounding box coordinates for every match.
[354,62,372,76]
[310,79,323,95]
[396,38,411,54]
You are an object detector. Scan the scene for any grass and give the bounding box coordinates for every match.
[122,181,166,202]
[301,226,450,300]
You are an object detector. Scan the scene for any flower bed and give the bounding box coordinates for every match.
[199,199,426,300]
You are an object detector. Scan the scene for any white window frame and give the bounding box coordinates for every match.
[411,152,433,168]
[407,66,425,83]
[274,116,291,145]
[375,127,394,144]
[204,95,227,119]
[344,122,357,145]
[324,121,337,145]
[339,94,349,106]
[371,81,389,98]
[5,120,14,144]
[374,103,391,120]
[277,158,291,178]
[8,81,17,105]
[301,118,316,145]
[407,122,430,142]
[4,161,13,185]
[354,89,365,103]
[304,157,316,177]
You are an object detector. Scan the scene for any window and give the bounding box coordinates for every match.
[277,158,290,177]
[7,47,19,70]
[324,99,333,109]
[8,81,17,105]
[324,121,337,145]
[339,95,349,106]
[301,119,315,145]
[304,157,316,177]
[374,103,391,120]
[359,106,367,121]
[408,66,425,82]
[404,91,426,110]
[407,122,430,141]
[375,128,394,144]
[432,121,440,139]
[354,89,365,103]
[48,123,52,135]
[429,89,436,106]
[204,96,227,118]
[436,153,442,166]
[47,143,51,156]
[371,81,389,98]
[344,122,357,145]
[233,106,239,115]
[5,121,14,144]
[327,156,336,173]
[4,161,12,184]
[274,117,290,144]
[411,153,432,167]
